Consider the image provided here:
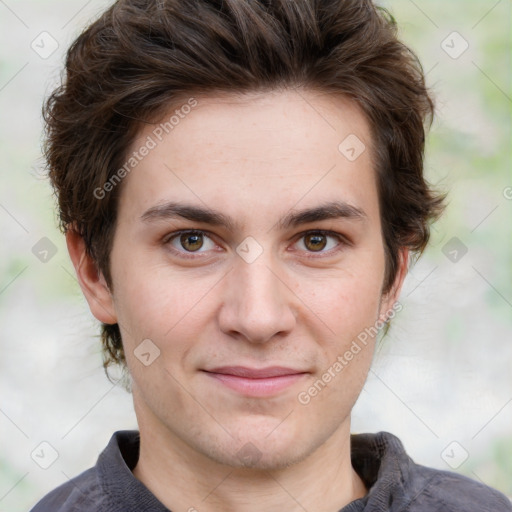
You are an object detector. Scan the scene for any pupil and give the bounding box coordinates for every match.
[306,234,326,251]
[181,233,203,251]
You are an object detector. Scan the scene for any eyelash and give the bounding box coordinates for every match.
[162,230,216,260]
[162,229,349,260]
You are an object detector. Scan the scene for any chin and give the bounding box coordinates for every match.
[206,441,312,471]
[196,418,315,471]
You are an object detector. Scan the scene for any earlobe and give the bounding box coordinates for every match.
[65,229,117,325]
[379,248,409,320]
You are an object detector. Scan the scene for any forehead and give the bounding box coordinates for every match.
[117,89,378,224]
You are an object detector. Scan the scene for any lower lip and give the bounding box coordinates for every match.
[204,372,307,396]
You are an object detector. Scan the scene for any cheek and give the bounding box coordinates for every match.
[111,258,218,352]
[297,262,385,340]
[295,273,384,416]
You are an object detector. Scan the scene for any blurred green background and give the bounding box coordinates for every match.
[0,0,510,510]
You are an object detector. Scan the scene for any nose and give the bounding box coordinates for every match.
[218,255,297,344]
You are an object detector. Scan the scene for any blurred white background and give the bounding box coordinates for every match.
[0,0,511,510]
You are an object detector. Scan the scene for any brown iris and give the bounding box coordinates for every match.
[304,233,327,251]
[180,232,204,251]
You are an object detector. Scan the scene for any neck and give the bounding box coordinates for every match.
[132,412,367,512]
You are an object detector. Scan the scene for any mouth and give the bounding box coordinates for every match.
[202,366,309,397]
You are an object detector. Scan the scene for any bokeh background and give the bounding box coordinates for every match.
[0,0,510,510]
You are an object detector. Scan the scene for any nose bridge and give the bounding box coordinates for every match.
[240,258,280,307]
[219,250,296,342]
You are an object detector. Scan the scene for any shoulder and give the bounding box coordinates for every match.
[29,467,107,512]
[29,430,139,512]
[404,457,512,511]
[351,432,512,512]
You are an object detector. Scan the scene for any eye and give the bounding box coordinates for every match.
[166,230,216,253]
[294,231,345,253]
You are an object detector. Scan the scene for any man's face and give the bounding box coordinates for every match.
[106,89,403,469]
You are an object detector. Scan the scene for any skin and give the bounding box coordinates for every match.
[67,88,408,512]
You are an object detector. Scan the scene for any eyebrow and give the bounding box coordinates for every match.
[140,200,367,230]
[277,201,367,230]
[141,202,237,230]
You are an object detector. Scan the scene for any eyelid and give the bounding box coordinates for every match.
[163,229,220,258]
[163,229,211,242]
[162,228,350,260]
[290,229,350,256]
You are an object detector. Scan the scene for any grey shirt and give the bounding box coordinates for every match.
[30,430,512,511]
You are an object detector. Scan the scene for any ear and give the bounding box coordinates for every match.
[66,229,117,325]
[378,248,409,321]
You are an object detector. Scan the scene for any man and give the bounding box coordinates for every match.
[31,0,511,510]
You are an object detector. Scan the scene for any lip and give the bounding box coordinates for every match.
[202,366,308,397]
[206,366,306,378]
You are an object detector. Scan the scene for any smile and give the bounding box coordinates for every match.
[202,366,309,397]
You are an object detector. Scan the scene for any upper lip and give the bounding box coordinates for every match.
[204,366,308,378]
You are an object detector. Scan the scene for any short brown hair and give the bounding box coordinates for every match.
[43,0,444,374]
